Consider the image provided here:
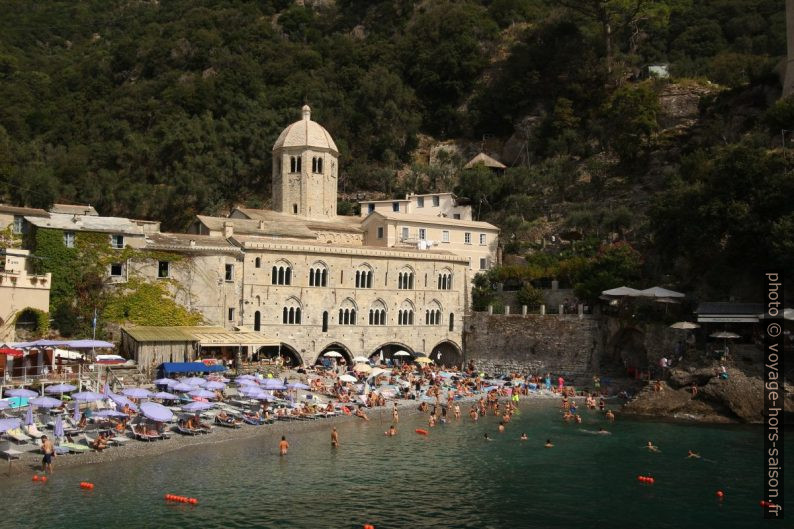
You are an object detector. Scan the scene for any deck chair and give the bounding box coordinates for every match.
[22,423,45,439]
[5,428,30,444]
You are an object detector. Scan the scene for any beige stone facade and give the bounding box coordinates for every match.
[0,250,52,341]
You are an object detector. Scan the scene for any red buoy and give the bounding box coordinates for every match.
[415,429,428,436]
[33,475,39,482]
[648,478,655,484]
[40,476,47,483]
[189,498,198,505]
[716,490,724,498]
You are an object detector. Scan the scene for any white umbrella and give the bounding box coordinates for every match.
[670,322,699,330]
[352,356,370,363]
[638,286,685,298]
[339,374,357,383]
[369,367,388,378]
[324,351,343,358]
[601,286,642,297]
[709,331,740,339]
[393,351,411,357]
[353,363,372,373]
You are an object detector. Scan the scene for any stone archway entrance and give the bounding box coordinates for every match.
[430,340,463,368]
[255,343,303,367]
[315,343,353,367]
[370,343,414,365]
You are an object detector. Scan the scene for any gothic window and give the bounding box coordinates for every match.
[397,266,414,290]
[368,300,387,326]
[271,260,293,285]
[355,264,373,289]
[282,298,302,325]
[398,300,415,326]
[425,301,442,326]
[338,298,357,325]
[437,269,452,290]
[309,262,328,287]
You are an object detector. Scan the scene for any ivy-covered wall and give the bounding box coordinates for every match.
[104,278,203,326]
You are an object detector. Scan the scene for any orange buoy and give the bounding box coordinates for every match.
[33,475,39,482]
[648,478,655,484]
[716,490,724,498]
[415,429,428,436]
[40,476,47,483]
[189,498,198,505]
[363,525,375,529]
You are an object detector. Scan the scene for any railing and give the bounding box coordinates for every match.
[1,364,99,391]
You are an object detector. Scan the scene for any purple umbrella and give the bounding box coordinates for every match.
[152,391,179,400]
[204,381,226,391]
[287,382,310,390]
[208,376,230,383]
[30,396,63,408]
[45,384,77,394]
[188,389,215,399]
[181,377,206,387]
[236,374,258,381]
[251,392,275,401]
[172,383,195,392]
[109,393,139,412]
[261,379,286,390]
[237,379,259,387]
[73,402,81,422]
[93,409,128,418]
[72,391,104,402]
[182,401,214,412]
[102,382,110,397]
[0,418,21,433]
[0,400,9,410]
[25,406,34,426]
[64,339,114,349]
[5,388,37,399]
[154,378,178,386]
[140,402,173,423]
[122,388,152,399]
[54,414,64,438]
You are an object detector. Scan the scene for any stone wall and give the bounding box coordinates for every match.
[463,312,603,380]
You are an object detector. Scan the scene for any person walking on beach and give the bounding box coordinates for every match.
[331,427,339,448]
[279,436,289,456]
[41,435,55,474]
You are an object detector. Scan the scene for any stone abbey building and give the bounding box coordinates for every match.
[4,107,499,367]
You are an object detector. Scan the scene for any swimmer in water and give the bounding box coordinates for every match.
[605,409,615,421]
[331,427,339,447]
[484,433,492,441]
[385,425,397,436]
[545,439,554,448]
[520,433,528,441]
[279,435,289,456]
[597,428,611,435]
[687,450,701,459]
[498,421,505,433]
[646,441,660,452]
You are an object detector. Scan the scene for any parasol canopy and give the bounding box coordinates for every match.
[140,401,173,422]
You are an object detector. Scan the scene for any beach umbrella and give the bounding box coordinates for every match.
[339,374,357,383]
[204,381,226,391]
[188,389,216,399]
[45,383,76,394]
[286,382,310,390]
[353,363,372,373]
[54,415,64,438]
[73,402,81,422]
[352,356,370,363]
[122,388,152,399]
[236,374,258,381]
[4,388,37,399]
[369,367,388,378]
[72,391,105,402]
[93,409,128,418]
[261,379,286,390]
[709,331,740,339]
[393,351,411,357]
[670,322,700,330]
[95,354,125,365]
[182,377,206,387]
[237,379,259,387]
[153,391,179,400]
[0,400,9,410]
[172,383,195,392]
[154,378,178,386]
[102,382,110,397]
[415,357,433,364]
[109,393,139,413]
[323,351,343,358]
[0,418,21,433]
[182,401,214,412]
[207,375,230,382]
[24,406,34,426]
[251,393,275,401]
[140,402,173,423]
[601,286,642,297]
[638,286,685,298]
[30,396,63,408]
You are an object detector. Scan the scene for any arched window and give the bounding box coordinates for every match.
[368,300,387,326]
[425,301,443,326]
[355,264,373,289]
[310,262,328,287]
[311,157,324,173]
[438,269,452,290]
[322,311,328,332]
[449,313,454,331]
[398,300,414,326]
[397,266,414,290]
[282,298,302,325]
[272,260,293,285]
[290,156,301,173]
[338,299,357,325]
[254,311,261,331]
[255,257,261,268]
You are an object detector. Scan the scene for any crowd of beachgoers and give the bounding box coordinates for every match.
[0,360,618,476]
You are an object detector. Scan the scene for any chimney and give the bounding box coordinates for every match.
[72,214,81,224]
[258,220,265,230]
[189,239,196,247]
[223,222,234,238]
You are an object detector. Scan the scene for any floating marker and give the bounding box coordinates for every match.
[716,490,724,498]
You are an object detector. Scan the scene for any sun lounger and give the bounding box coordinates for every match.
[5,428,31,444]
[59,441,91,454]
[109,434,130,446]
[214,415,242,428]
[130,424,159,442]
[22,424,45,439]
[1,447,22,460]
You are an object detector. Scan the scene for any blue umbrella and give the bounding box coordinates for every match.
[73,402,81,422]
[72,391,104,402]
[204,381,226,391]
[153,391,179,400]
[93,409,128,418]
[54,415,64,438]
[140,402,173,423]
[25,406,34,426]
[188,389,215,399]
[182,401,214,412]
[30,396,63,408]
[0,418,21,433]
[45,384,77,394]
[122,388,152,399]
[4,388,37,399]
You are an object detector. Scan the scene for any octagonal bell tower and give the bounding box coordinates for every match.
[272,105,339,220]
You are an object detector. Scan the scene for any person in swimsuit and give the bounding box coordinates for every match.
[385,425,397,436]
[484,433,492,441]
[545,439,554,448]
[520,433,528,441]
[279,436,289,456]
[687,450,701,459]
[453,403,461,419]
[498,421,505,433]
[41,435,55,473]
[331,427,339,448]
[646,441,660,452]
[392,403,399,423]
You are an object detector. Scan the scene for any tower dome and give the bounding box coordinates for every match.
[272,105,338,154]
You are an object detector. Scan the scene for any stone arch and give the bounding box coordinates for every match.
[255,343,302,367]
[437,267,453,290]
[355,263,373,289]
[316,342,353,366]
[369,342,415,363]
[397,265,415,290]
[368,299,387,325]
[430,340,463,368]
[282,296,303,325]
[272,258,293,286]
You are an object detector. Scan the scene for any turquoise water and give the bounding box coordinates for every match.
[1,401,790,528]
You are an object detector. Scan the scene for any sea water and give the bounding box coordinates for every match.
[1,400,790,529]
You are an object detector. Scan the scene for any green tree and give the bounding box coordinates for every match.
[602,82,659,164]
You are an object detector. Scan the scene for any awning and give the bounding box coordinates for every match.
[0,347,23,357]
[159,362,228,375]
[194,332,279,347]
